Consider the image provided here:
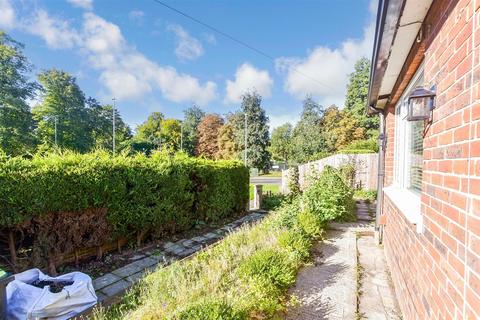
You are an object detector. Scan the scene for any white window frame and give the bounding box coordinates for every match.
[384,63,425,233]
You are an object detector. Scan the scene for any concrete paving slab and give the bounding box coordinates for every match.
[163,242,175,249]
[93,273,122,290]
[285,230,357,320]
[101,279,130,297]
[358,236,402,320]
[111,262,145,278]
[165,244,186,255]
[191,236,207,243]
[126,271,145,284]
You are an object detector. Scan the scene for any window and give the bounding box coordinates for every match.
[394,66,425,194]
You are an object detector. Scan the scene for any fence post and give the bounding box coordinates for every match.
[254,185,263,210]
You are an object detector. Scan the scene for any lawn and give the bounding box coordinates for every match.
[249,184,280,200]
[259,171,282,177]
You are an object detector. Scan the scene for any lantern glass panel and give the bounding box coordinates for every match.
[408,97,429,120]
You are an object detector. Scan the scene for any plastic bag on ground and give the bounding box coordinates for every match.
[6,268,97,320]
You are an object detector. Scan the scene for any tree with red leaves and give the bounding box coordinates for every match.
[195,113,224,159]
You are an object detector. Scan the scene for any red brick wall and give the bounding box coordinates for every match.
[382,0,480,318]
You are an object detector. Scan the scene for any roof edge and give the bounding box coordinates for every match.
[366,0,406,113]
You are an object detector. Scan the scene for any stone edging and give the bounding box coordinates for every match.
[92,210,267,302]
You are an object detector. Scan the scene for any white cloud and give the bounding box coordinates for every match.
[276,10,375,107]
[0,0,16,29]
[5,5,217,104]
[167,24,204,61]
[128,10,144,24]
[225,63,274,103]
[26,10,81,49]
[203,33,217,45]
[81,13,217,103]
[67,0,93,10]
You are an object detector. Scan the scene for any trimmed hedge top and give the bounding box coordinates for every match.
[0,151,249,235]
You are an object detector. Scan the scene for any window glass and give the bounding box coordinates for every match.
[408,120,424,192]
[394,66,424,194]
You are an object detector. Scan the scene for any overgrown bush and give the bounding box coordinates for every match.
[354,189,378,202]
[261,194,285,211]
[340,138,378,152]
[302,166,355,222]
[177,299,246,320]
[0,150,248,266]
[287,166,300,196]
[339,163,356,189]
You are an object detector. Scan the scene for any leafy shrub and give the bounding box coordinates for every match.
[278,229,312,262]
[287,166,300,196]
[354,189,378,202]
[302,166,355,222]
[261,194,285,211]
[337,149,376,154]
[296,210,324,239]
[238,248,296,291]
[178,299,246,320]
[340,138,378,152]
[307,151,331,162]
[339,163,356,189]
[0,151,248,266]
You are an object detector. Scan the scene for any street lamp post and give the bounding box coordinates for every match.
[112,98,116,156]
[244,112,247,166]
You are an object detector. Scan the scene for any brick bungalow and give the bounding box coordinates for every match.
[367,0,480,318]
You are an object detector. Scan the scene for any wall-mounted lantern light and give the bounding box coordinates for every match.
[407,86,436,121]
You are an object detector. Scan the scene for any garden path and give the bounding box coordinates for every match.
[284,201,401,320]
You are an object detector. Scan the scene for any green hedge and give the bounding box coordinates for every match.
[0,151,249,235]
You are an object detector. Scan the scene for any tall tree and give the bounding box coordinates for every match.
[182,105,205,156]
[345,57,378,137]
[217,122,237,160]
[291,96,326,163]
[196,114,224,159]
[86,98,132,152]
[323,105,366,151]
[0,31,38,156]
[240,92,271,171]
[270,123,293,165]
[33,69,92,152]
[160,118,181,151]
[135,112,164,148]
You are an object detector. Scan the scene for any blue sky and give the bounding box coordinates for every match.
[0,0,376,131]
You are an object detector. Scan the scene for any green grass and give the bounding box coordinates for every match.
[249,184,280,200]
[353,189,377,202]
[259,171,282,177]
[94,198,324,320]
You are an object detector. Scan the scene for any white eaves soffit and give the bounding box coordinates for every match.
[377,0,433,108]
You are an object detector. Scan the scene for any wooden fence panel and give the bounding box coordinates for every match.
[281,153,378,193]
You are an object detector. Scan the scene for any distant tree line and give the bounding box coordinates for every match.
[1,29,375,170]
[269,58,379,165]
[0,31,272,171]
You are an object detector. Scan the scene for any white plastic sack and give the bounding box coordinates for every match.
[6,268,97,320]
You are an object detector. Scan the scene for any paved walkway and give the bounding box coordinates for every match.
[284,200,401,320]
